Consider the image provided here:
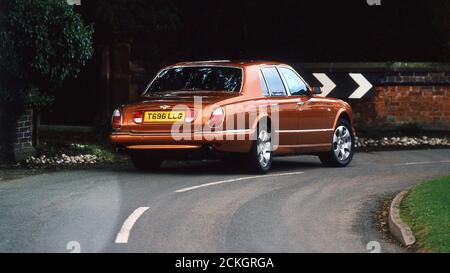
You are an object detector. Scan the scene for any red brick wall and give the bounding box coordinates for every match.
[352,86,450,130]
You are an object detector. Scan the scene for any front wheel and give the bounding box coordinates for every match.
[319,119,354,167]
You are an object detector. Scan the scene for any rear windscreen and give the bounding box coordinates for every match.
[145,66,242,94]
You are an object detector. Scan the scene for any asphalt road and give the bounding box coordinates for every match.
[0,149,449,253]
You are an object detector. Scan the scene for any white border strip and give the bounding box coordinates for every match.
[175,171,304,193]
[395,160,450,166]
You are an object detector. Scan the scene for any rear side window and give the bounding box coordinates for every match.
[260,72,270,96]
[279,67,308,96]
[261,67,287,97]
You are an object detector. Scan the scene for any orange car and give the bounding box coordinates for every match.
[110,60,354,173]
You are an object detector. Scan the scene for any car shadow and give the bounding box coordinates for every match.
[108,156,324,176]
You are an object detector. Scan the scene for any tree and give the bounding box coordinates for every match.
[82,0,181,63]
[427,0,450,59]
[0,0,94,160]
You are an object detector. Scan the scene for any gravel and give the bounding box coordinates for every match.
[24,154,100,169]
[18,136,450,168]
[355,136,450,149]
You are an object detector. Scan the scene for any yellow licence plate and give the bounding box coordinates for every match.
[144,111,185,123]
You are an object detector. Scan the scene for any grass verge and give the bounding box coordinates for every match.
[400,175,450,252]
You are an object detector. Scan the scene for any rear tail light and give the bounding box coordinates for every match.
[133,111,144,124]
[111,109,122,129]
[208,107,225,128]
[185,109,198,123]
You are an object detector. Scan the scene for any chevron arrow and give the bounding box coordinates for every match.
[348,73,373,99]
[312,73,336,97]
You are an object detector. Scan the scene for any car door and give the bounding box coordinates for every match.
[260,67,302,148]
[278,67,334,147]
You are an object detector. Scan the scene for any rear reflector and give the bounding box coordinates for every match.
[133,111,143,124]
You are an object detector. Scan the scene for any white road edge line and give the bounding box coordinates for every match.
[395,160,450,166]
[175,171,305,193]
[115,207,150,244]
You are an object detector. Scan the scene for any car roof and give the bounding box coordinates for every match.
[170,60,284,68]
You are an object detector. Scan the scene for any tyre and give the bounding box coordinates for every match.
[319,119,354,167]
[130,155,163,171]
[246,122,273,174]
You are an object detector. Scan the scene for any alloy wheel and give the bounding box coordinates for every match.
[333,125,353,162]
[257,129,272,168]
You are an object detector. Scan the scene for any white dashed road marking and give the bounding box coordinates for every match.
[175,171,305,193]
[115,207,150,244]
[395,160,450,166]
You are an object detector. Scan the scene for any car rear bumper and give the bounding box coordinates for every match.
[110,130,254,154]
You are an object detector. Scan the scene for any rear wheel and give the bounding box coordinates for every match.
[319,119,354,167]
[246,123,272,173]
[130,155,163,171]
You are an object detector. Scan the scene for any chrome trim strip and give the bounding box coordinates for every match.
[275,129,334,133]
[278,143,331,148]
[113,129,331,136]
[112,129,253,137]
[206,129,253,135]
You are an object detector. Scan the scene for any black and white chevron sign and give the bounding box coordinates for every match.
[293,66,381,99]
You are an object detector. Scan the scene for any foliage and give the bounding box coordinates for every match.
[426,1,450,54]
[35,141,117,163]
[84,0,180,37]
[82,0,180,62]
[0,0,94,107]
